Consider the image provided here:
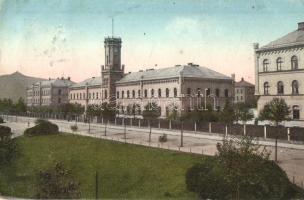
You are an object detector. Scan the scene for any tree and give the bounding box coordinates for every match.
[15,97,27,114]
[142,102,161,142]
[259,98,290,162]
[37,162,81,199]
[219,101,236,124]
[100,102,116,136]
[186,136,299,199]
[259,98,290,126]
[235,103,254,125]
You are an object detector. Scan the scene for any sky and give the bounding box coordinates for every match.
[0,0,304,83]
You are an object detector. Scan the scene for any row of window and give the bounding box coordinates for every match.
[263,80,300,95]
[70,91,107,100]
[117,88,230,99]
[262,55,298,72]
[29,89,62,96]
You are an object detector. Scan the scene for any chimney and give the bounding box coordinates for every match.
[241,77,244,81]
[298,22,304,31]
[67,77,70,80]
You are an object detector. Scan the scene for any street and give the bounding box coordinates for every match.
[3,115,304,188]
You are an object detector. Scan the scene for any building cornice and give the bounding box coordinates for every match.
[256,43,304,53]
[258,68,304,75]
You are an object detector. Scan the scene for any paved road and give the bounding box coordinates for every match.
[2,116,304,188]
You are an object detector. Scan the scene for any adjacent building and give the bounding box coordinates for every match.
[234,78,255,104]
[69,77,102,111]
[116,63,235,117]
[254,22,304,120]
[26,77,74,107]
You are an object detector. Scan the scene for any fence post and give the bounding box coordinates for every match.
[264,126,267,139]
[209,122,211,133]
[115,118,117,125]
[244,124,246,136]
[139,119,141,128]
[287,128,290,142]
[158,120,160,129]
[130,118,133,127]
[194,122,197,132]
[225,125,228,137]
[101,117,104,124]
[169,120,172,129]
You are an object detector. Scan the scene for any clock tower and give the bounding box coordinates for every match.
[101,37,124,103]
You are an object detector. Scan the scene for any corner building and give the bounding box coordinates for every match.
[254,22,304,120]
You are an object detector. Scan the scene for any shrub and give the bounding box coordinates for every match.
[0,126,18,166]
[37,162,81,199]
[70,125,78,132]
[159,134,167,143]
[0,116,4,124]
[186,137,301,199]
[24,120,59,136]
[0,125,12,140]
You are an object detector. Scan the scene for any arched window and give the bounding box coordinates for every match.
[132,90,135,98]
[151,89,154,97]
[206,88,211,96]
[197,88,201,97]
[138,90,141,98]
[116,91,119,99]
[158,88,161,98]
[215,88,220,97]
[276,57,283,71]
[174,88,177,97]
[263,59,269,72]
[291,56,298,70]
[292,105,300,119]
[187,88,191,96]
[144,89,147,98]
[292,80,299,94]
[122,91,124,99]
[126,90,130,98]
[277,81,284,94]
[264,82,270,95]
[166,88,169,97]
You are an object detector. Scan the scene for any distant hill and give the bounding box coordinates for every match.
[0,71,46,102]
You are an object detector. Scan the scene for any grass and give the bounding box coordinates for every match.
[0,134,203,199]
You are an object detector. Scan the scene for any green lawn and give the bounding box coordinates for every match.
[0,134,203,199]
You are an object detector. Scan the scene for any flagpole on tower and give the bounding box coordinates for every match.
[112,18,114,37]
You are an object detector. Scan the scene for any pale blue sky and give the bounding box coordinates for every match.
[0,0,304,82]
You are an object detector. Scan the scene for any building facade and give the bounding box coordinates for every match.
[69,77,102,111]
[234,78,255,104]
[115,63,234,117]
[26,77,74,107]
[254,22,304,120]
